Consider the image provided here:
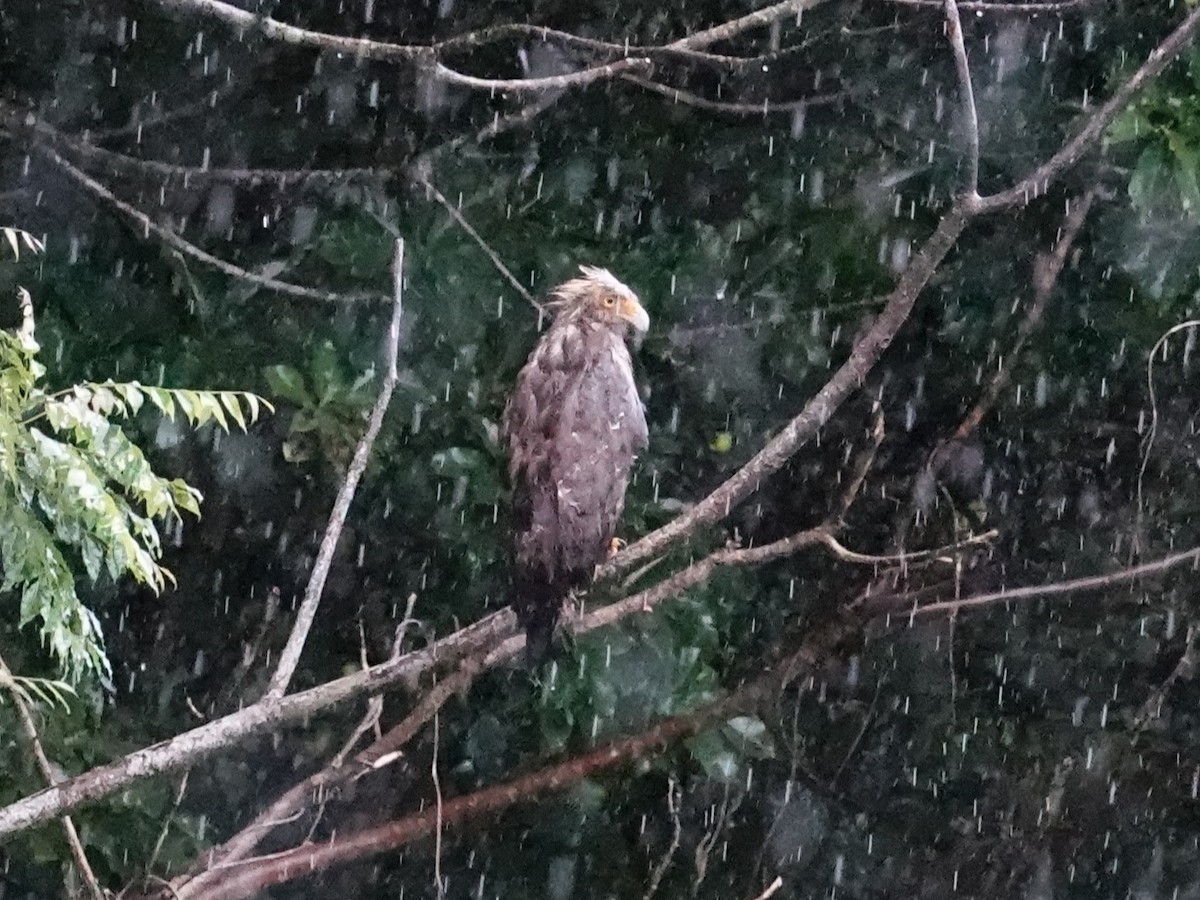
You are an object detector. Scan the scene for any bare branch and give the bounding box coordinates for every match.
[600,207,971,578]
[152,0,430,61]
[0,600,511,839]
[642,778,682,900]
[976,5,1200,212]
[954,190,1095,438]
[878,544,1200,619]
[265,239,405,700]
[886,0,1099,11]
[672,0,825,49]
[409,174,542,313]
[0,655,104,900]
[32,144,380,304]
[623,75,843,115]
[749,878,785,900]
[153,632,837,900]
[605,6,1200,576]
[435,23,748,68]
[943,0,980,198]
[434,57,650,93]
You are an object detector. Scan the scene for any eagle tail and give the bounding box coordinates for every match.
[511,573,566,667]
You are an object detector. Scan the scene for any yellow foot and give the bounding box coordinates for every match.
[607,537,627,559]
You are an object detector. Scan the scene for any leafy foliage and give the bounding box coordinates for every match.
[0,230,271,681]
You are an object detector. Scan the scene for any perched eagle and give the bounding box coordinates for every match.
[501,266,650,663]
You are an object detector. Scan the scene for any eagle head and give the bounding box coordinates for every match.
[549,265,650,335]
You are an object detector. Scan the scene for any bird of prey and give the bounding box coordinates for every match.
[501,266,650,663]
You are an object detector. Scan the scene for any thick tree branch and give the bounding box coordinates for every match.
[155,627,848,900]
[600,206,971,577]
[265,239,405,700]
[187,653,488,877]
[0,608,514,840]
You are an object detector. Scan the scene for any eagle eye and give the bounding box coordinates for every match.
[602,295,617,308]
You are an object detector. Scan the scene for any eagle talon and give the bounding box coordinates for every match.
[607,537,627,559]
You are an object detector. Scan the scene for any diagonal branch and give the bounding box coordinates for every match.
[954,190,1095,438]
[976,7,1200,213]
[264,238,406,700]
[0,656,104,900]
[622,75,843,115]
[603,4,1200,578]
[433,57,650,92]
[29,143,381,304]
[862,544,1200,618]
[409,174,542,313]
[157,627,846,900]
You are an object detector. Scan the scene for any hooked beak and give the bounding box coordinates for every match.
[619,294,651,334]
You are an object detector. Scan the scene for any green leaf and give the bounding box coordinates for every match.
[263,365,311,405]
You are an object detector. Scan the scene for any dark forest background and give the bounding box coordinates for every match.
[5,0,1200,897]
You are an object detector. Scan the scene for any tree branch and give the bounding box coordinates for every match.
[622,75,843,115]
[0,655,104,900]
[408,174,542,313]
[944,0,980,198]
[153,627,846,900]
[975,5,1200,213]
[863,544,1200,618]
[604,5,1200,576]
[30,144,381,304]
[886,0,1099,11]
[954,190,1095,438]
[433,57,650,93]
[600,206,971,577]
[265,238,405,700]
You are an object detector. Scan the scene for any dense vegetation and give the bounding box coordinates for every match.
[4,0,1200,897]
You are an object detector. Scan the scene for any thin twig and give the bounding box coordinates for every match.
[881,544,1200,619]
[1136,318,1200,558]
[32,144,379,304]
[623,75,843,115]
[434,57,651,92]
[943,0,980,198]
[642,778,682,900]
[0,655,104,900]
[265,239,405,700]
[432,708,445,900]
[955,191,1095,438]
[410,174,542,313]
